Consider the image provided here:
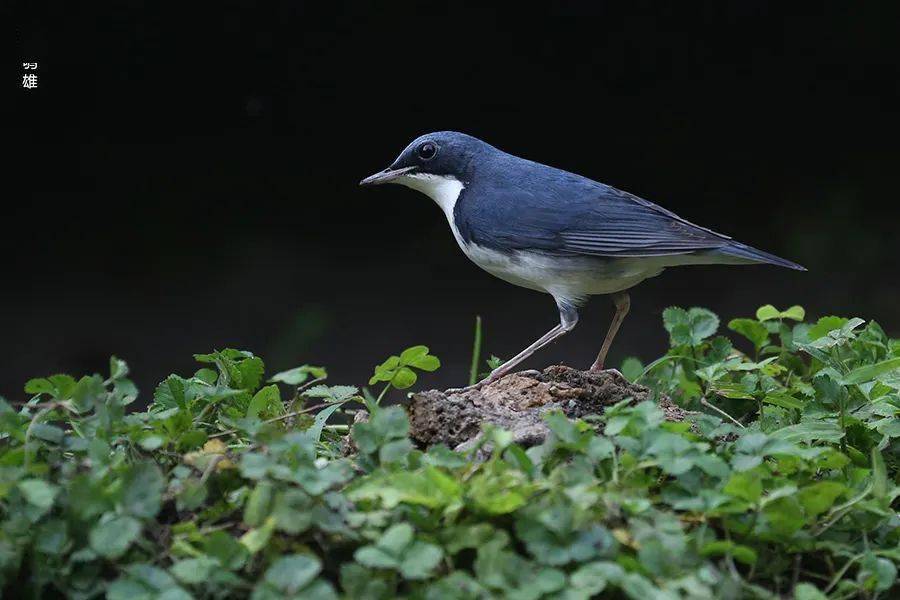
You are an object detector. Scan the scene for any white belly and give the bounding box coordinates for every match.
[394,171,663,305]
[461,243,663,304]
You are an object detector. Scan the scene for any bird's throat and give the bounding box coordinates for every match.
[396,173,465,217]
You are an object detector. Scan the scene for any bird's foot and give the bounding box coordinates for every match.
[588,366,625,380]
[445,377,494,394]
[444,383,480,394]
[445,369,508,394]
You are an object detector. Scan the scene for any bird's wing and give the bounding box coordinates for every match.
[558,188,732,256]
[462,177,732,258]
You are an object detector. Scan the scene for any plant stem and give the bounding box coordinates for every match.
[701,396,745,428]
[208,400,341,438]
[468,315,482,386]
[375,383,391,406]
[824,553,864,594]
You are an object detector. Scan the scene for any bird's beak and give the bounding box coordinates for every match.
[359,166,417,186]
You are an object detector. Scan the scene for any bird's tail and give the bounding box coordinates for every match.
[717,242,807,271]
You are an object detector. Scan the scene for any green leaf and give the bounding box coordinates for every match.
[762,496,804,536]
[841,357,900,385]
[369,356,401,385]
[781,305,806,321]
[688,307,720,341]
[109,355,130,380]
[176,479,207,511]
[247,384,281,419]
[170,557,217,585]
[871,447,888,500]
[620,357,644,382]
[662,306,719,346]
[307,401,347,443]
[244,481,274,527]
[31,423,64,443]
[797,481,846,517]
[18,479,58,510]
[728,318,770,351]
[24,378,55,395]
[399,345,440,371]
[771,420,844,444]
[263,554,322,594]
[724,471,763,503]
[90,514,141,559]
[240,516,276,554]
[236,355,265,392]
[305,385,358,401]
[755,305,781,321]
[268,365,327,385]
[154,374,187,409]
[807,316,848,340]
[570,561,623,594]
[860,553,897,592]
[369,347,440,389]
[203,531,248,570]
[763,393,804,410]
[138,434,166,451]
[379,438,413,464]
[122,462,164,518]
[25,374,77,399]
[378,523,414,554]
[355,546,399,569]
[701,540,758,565]
[794,583,828,600]
[391,367,418,389]
[755,304,806,322]
[399,345,429,363]
[399,541,443,579]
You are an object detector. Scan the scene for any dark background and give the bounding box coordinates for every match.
[10,2,900,401]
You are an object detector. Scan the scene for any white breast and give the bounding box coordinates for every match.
[396,173,468,248]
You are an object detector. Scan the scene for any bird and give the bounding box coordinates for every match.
[360,132,805,388]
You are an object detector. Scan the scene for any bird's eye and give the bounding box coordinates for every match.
[417,142,437,160]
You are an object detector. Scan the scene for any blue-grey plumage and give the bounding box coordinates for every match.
[361,132,805,387]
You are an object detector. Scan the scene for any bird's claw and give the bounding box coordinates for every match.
[445,372,503,394]
[445,380,489,394]
[588,367,625,380]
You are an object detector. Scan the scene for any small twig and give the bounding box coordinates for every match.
[296,376,327,395]
[791,554,802,591]
[700,396,745,428]
[200,454,225,483]
[197,522,236,535]
[208,400,338,439]
[722,524,742,580]
[812,483,872,536]
[824,553,864,594]
[14,400,50,407]
[284,376,328,416]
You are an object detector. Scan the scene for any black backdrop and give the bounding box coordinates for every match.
[10,2,900,401]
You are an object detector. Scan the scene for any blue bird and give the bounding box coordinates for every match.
[361,132,805,387]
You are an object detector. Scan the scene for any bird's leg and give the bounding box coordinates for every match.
[590,291,630,372]
[452,300,579,392]
[480,301,579,386]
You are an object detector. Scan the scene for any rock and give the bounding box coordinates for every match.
[407,365,687,452]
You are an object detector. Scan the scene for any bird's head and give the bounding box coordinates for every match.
[359,132,488,200]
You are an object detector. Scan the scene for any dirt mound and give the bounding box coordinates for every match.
[406,365,687,452]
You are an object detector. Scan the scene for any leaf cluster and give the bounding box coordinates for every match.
[1,307,899,598]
